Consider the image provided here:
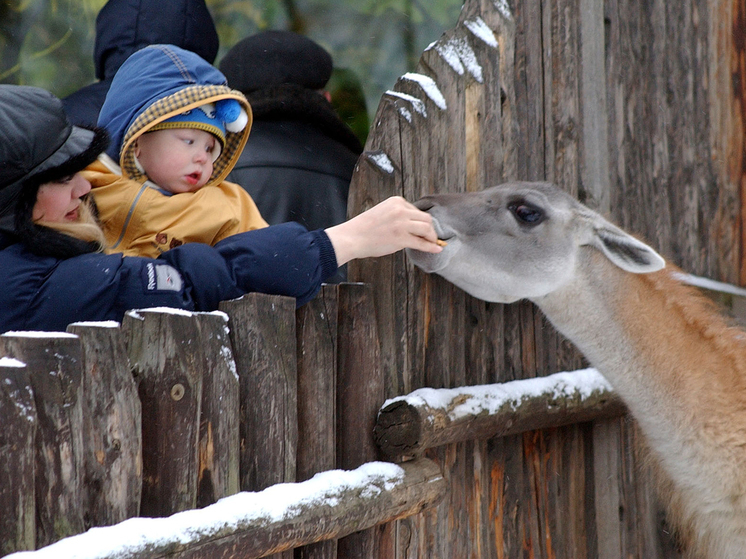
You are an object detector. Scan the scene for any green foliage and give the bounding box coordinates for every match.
[1,0,463,140]
[0,0,104,93]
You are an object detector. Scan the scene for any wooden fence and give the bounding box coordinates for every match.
[2,274,744,559]
[0,285,445,558]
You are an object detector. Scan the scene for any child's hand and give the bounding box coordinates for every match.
[325,196,443,266]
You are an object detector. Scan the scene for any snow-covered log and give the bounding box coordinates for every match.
[374,368,625,459]
[6,459,445,559]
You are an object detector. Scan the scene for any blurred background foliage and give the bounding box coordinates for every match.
[0,0,463,145]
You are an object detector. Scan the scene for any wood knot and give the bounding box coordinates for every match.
[170,383,185,401]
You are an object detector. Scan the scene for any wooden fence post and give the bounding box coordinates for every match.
[220,293,297,559]
[219,294,298,492]
[296,284,339,559]
[336,283,387,559]
[66,322,141,527]
[0,333,86,548]
[192,312,240,508]
[0,357,36,555]
[122,309,204,517]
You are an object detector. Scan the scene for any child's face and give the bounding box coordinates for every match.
[135,128,218,194]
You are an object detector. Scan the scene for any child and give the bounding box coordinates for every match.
[85,44,268,257]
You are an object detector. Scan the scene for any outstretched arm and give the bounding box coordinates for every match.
[325,196,443,266]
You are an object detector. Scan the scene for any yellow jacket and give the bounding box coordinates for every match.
[85,155,267,258]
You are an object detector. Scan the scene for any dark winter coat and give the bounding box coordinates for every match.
[226,86,361,282]
[0,222,337,333]
[226,85,362,233]
[62,0,219,128]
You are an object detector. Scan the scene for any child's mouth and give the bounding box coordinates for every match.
[185,173,201,186]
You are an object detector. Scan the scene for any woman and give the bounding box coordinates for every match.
[0,85,442,333]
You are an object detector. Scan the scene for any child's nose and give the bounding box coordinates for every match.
[194,147,210,163]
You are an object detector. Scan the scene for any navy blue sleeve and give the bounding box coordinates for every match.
[9,222,338,332]
[118,222,338,313]
[197,222,339,307]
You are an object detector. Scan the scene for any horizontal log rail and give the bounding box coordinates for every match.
[6,458,445,559]
[374,368,626,460]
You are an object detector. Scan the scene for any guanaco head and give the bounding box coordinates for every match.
[407,182,665,304]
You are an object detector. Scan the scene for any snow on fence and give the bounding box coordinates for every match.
[6,460,445,559]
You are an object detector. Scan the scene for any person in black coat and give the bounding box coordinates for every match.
[0,85,443,333]
[62,0,219,128]
[219,31,364,281]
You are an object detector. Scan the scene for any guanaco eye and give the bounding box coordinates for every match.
[508,201,544,225]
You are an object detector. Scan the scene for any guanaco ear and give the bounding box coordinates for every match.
[576,207,666,274]
[578,212,665,273]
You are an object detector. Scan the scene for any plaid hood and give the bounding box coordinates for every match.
[97,44,252,187]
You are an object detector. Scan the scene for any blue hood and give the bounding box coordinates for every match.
[97,44,252,186]
[99,44,227,159]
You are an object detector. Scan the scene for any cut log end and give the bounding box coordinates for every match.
[373,400,422,458]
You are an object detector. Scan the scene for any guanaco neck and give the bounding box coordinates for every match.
[532,247,746,459]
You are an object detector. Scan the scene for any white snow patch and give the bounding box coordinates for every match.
[383,368,613,421]
[464,17,498,48]
[68,321,120,329]
[435,37,483,83]
[385,90,428,117]
[219,345,238,380]
[0,357,26,368]
[6,462,406,559]
[494,0,512,20]
[2,331,77,339]
[128,307,194,318]
[675,272,746,298]
[367,152,395,175]
[402,73,447,110]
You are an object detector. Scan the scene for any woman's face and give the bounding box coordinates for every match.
[32,172,92,223]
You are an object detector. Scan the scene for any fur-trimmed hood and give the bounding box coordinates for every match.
[97,44,252,188]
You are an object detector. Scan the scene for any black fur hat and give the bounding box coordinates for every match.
[0,85,109,257]
[219,31,333,93]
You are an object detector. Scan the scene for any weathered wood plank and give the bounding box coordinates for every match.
[0,358,36,555]
[0,333,86,547]
[192,312,240,508]
[219,294,296,559]
[66,322,141,527]
[219,293,297,492]
[295,285,338,559]
[707,0,743,283]
[122,310,203,517]
[336,283,386,559]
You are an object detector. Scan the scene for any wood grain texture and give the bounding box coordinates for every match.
[0,334,86,547]
[67,322,142,528]
[0,360,36,554]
